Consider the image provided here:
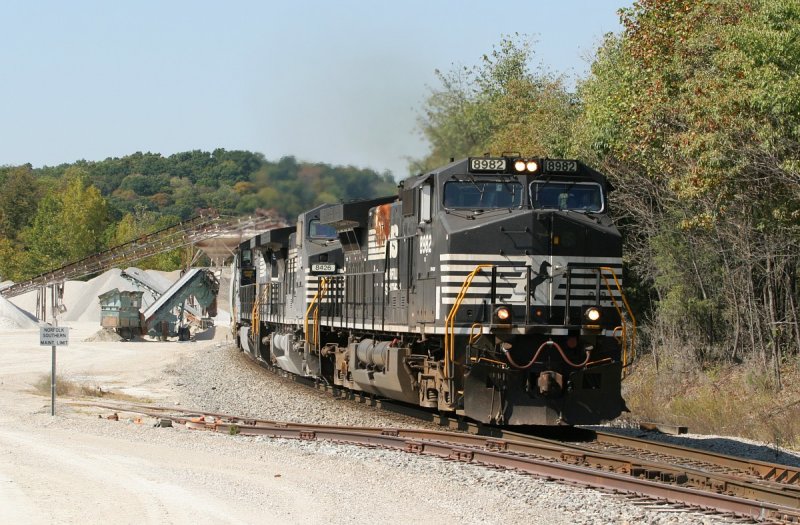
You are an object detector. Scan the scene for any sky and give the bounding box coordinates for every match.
[0,1,631,180]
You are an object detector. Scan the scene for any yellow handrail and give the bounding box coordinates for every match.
[598,266,637,375]
[444,264,493,379]
[304,277,329,349]
[441,264,636,379]
[251,284,261,347]
[469,322,483,345]
[313,278,329,349]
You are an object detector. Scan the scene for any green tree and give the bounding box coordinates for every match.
[20,170,109,275]
[19,192,66,274]
[61,169,108,261]
[1,149,403,276]
[412,35,577,172]
[0,165,41,240]
[577,0,800,378]
[110,207,183,270]
[0,236,27,281]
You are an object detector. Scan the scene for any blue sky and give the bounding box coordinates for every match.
[0,1,630,179]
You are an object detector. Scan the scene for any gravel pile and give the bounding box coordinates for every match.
[6,266,187,326]
[169,341,739,524]
[0,295,40,329]
[83,328,126,342]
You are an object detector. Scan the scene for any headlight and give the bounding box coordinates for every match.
[526,160,539,172]
[495,307,511,321]
[494,306,512,326]
[585,307,601,323]
[513,160,526,172]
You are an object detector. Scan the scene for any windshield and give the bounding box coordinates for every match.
[308,219,338,239]
[443,180,523,209]
[529,181,604,212]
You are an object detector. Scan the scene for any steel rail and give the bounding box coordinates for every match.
[325,380,800,500]
[71,399,800,515]
[189,419,796,522]
[74,400,797,523]
[69,345,800,521]
[591,430,800,487]
[325,373,800,497]
[179,418,800,510]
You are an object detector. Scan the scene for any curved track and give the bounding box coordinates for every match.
[73,398,800,524]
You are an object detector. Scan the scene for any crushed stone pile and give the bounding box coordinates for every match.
[0,296,40,329]
[83,328,127,342]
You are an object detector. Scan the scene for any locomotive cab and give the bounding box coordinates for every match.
[394,156,634,425]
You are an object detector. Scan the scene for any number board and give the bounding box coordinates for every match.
[311,263,336,273]
[542,159,579,174]
[469,158,507,172]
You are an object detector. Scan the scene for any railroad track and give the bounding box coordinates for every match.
[252,354,800,484]
[238,350,800,521]
[585,430,800,486]
[72,397,800,524]
[65,347,800,523]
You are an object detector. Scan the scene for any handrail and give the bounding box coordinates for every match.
[251,283,261,349]
[598,266,637,375]
[469,322,483,345]
[304,277,329,349]
[442,264,635,379]
[444,264,493,379]
[314,278,330,349]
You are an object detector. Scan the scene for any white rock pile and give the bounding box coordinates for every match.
[0,295,40,329]
[7,268,169,325]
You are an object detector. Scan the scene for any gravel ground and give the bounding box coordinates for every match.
[168,340,744,524]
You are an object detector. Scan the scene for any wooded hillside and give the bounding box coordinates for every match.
[0,151,396,280]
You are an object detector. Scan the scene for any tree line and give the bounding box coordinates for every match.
[412,0,800,383]
[0,151,396,281]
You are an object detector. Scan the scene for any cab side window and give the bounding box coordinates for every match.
[420,184,432,222]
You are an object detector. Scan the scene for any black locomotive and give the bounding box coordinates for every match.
[230,156,635,425]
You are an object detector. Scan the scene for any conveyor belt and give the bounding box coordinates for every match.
[0,213,282,298]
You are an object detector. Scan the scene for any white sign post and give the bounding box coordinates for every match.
[40,324,68,416]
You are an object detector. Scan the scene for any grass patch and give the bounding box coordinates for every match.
[31,374,152,403]
[623,358,800,450]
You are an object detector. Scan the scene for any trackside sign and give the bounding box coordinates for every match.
[40,326,69,346]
